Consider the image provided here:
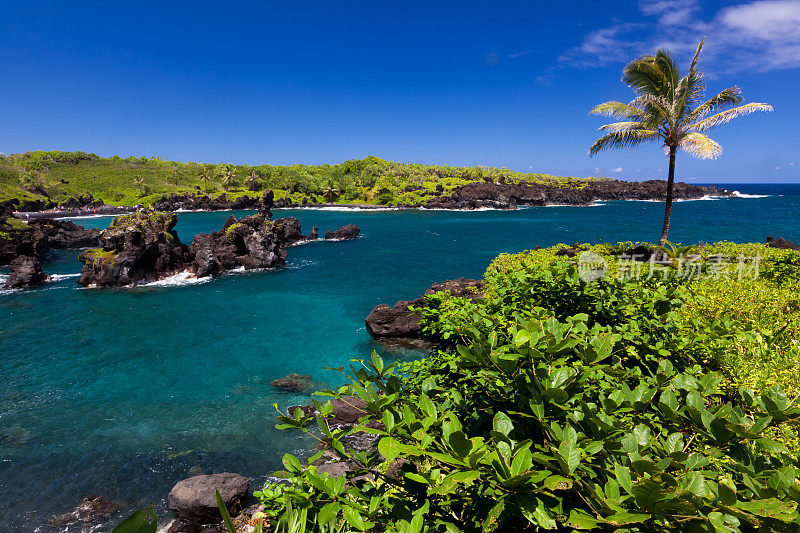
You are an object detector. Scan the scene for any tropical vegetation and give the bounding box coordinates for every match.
[0,150,605,208]
[588,41,772,244]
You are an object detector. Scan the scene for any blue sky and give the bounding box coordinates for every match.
[1,0,798,182]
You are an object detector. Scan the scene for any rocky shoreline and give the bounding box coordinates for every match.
[1,191,361,289]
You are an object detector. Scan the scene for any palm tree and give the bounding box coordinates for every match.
[132,175,144,197]
[245,171,259,191]
[589,40,772,244]
[321,181,340,203]
[219,165,236,191]
[198,171,211,192]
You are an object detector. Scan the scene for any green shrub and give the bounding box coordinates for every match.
[258,246,800,532]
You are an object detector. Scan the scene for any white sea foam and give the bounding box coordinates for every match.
[275,206,400,212]
[49,273,81,281]
[542,202,605,208]
[139,271,212,287]
[54,213,125,221]
[732,191,769,199]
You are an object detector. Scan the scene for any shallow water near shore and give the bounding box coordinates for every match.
[1,183,799,531]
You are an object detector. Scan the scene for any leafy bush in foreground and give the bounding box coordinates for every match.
[261,260,800,532]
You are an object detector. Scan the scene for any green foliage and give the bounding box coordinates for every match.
[0,151,603,207]
[257,242,800,532]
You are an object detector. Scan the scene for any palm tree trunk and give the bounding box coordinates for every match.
[659,145,677,245]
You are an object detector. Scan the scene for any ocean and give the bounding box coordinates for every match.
[1,183,798,531]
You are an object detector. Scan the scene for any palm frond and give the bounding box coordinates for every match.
[689,103,773,132]
[654,49,680,96]
[588,129,659,156]
[679,132,722,160]
[622,57,665,97]
[598,121,650,133]
[688,87,743,121]
[629,94,671,124]
[589,101,645,119]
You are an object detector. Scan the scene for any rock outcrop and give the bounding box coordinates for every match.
[78,210,190,287]
[766,236,800,251]
[325,224,360,240]
[0,217,100,265]
[187,212,288,277]
[167,473,249,525]
[155,192,264,212]
[425,180,730,210]
[365,277,485,339]
[4,255,49,289]
[76,192,356,287]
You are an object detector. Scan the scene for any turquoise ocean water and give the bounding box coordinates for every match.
[1,183,798,531]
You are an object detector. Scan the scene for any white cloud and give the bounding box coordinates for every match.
[557,0,800,73]
[509,50,532,58]
[775,166,783,170]
[789,161,796,166]
[639,0,699,26]
[611,166,624,173]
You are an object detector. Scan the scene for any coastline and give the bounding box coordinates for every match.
[12,192,759,220]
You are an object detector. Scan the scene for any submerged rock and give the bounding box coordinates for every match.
[365,277,485,339]
[271,373,313,392]
[324,224,360,240]
[4,255,49,289]
[167,473,249,523]
[48,496,119,527]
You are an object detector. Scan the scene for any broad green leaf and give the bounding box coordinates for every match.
[111,507,157,533]
[604,511,651,526]
[493,412,514,437]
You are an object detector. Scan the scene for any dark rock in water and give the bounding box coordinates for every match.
[365,301,423,338]
[271,373,313,392]
[4,255,48,289]
[48,496,120,527]
[330,395,368,425]
[766,236,800,250]
[308,226,319,240]
[273,217,307,245]
[77,210,190,287]
[166,516,198,533]
[0,217,100,266]
[324,224,360,240]
[77,193,291,287]
[167,473,249,523]
[425,180,730,210]
[188,211,288,274]
[365,277,484,338]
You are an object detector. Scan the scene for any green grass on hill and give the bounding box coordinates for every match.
[0,150,604,208]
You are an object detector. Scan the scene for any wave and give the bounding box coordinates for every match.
[732,191,769,199]
[139,271,212,287]
[54,213,124,221]
[542,202,606,208]
[49,273,81,282]
[277,206,400,212]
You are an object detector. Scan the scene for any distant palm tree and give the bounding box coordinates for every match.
[589,40,772,244]
[198,171,211,192]
[132,175,145,197]
[219,165,236,191]
[245,171,259,191]
[321,181,340,203]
